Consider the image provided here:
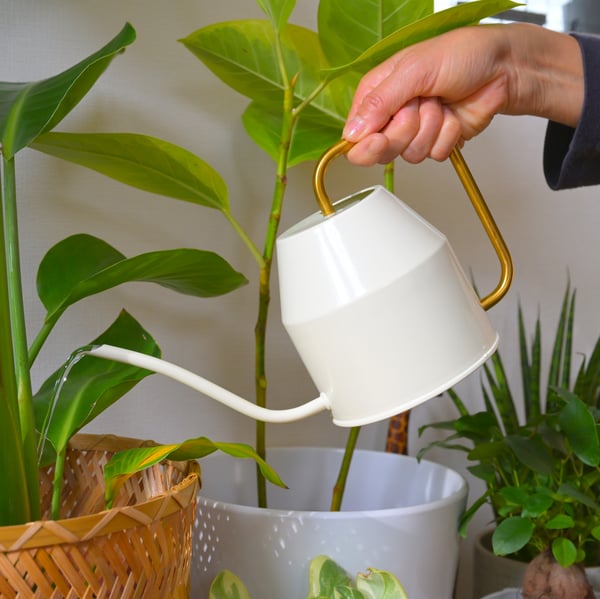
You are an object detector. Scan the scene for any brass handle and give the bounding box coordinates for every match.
[313,140,513,310]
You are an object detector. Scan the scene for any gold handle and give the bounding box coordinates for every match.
[313,140,513,310]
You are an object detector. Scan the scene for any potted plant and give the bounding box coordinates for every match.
[419,282,600,599]
[209,555,409,599]
[18,0,518,597]
[0,22,283,597]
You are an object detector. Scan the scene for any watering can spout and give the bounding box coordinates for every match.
[88,344,331,423]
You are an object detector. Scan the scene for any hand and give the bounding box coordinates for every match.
[343,24,584,166]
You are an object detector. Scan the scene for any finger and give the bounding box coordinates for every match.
[370,98,421,164]
[429,106,463,161]
[345,133,390,167]
[401,97,444,164]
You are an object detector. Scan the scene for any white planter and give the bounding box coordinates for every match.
[191,447,467,599]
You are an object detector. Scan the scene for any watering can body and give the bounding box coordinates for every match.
[277,185,498,426]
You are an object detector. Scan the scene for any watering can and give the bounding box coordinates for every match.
[90,142,513,427]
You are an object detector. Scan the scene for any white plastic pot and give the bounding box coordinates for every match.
[191,447,467,599]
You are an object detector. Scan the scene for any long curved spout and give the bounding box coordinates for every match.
[88,344,330,423]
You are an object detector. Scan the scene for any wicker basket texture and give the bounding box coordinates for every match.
[0,434,200,599]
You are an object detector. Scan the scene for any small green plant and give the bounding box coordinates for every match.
[208,555,408,599]
[419,282,600,595]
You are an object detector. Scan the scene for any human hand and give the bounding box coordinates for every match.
[343,24,583,166]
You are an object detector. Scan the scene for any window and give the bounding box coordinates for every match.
[434,1,600,33]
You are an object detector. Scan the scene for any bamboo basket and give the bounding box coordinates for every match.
[0,434,200,599]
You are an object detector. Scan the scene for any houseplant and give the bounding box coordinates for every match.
[0,21,283,596]
[419,282,600,599]
[208,555,409,599]
[20,0,516,596]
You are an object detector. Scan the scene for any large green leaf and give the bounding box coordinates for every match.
[558,393,600,466]
[318,0,433,67]
[325,0,520,77]
[0,23,135,159]
[180,21,348,124]
[31,132,229,210]
[37,234,248,323]
[103,437,286,507]
[33,310,160,464]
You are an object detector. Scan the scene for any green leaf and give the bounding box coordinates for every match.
[556,483,600,510]
[545,514,575,530]
[492,517,535,556]
[31,132,229,210]
[242,101,344,166]
[209,570,252,599]
[104,437,286,507]
[558,395,600,466]
[257,0,296,31]
[505,434,554,475]
[37,234,248,323]
[498,485,528,507]
[34,311,160,466]
[324,1,520,77]
[355,568,409,599]
[552,537,578,568]
[318,0,433,67]
[306,555,352,599]
[180,21,348,125]
[0,23,135,158]
[522,493,554,518]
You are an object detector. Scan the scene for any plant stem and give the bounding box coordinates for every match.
[330,427,361,511]
[50,449,66,520]
[0,157,40,524]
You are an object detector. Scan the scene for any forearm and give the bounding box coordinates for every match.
[502,24,584,128]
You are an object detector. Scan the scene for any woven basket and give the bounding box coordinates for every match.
[0,434,200,598]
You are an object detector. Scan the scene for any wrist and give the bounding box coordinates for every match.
[506,24,583,127]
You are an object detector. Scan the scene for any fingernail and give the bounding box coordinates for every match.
[343,116,366,141]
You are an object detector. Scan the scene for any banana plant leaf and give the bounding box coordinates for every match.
[31,132,230,210]
[37,233,247,324]
[104,437,287,507]
[33,310,160,466]
[0,23,135,159]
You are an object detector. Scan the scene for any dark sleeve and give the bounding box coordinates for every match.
[543,33,600,190]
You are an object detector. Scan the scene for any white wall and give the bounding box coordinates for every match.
[3,2,600,597]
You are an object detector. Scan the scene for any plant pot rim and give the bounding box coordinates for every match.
[198,446,467,517]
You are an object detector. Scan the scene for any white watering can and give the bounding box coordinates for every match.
[90,142,513,427]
